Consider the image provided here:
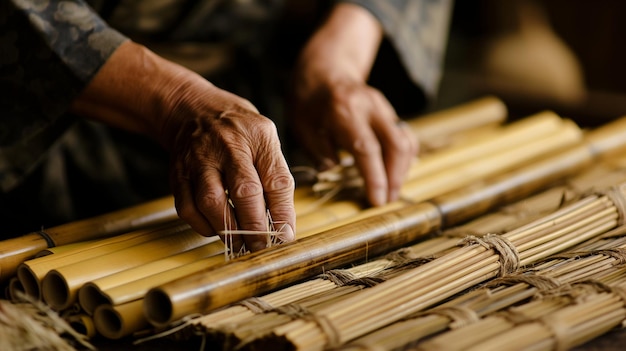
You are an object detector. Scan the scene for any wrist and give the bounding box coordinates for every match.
[293,3,383,98]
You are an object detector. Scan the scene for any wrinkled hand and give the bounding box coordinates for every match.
[289,3,419,206]
[290,77,418,206]
[70,41,295,253]
[163,84,296,252]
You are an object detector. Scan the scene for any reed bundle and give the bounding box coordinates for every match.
[230,185,625,350]
[337,233,626,351]
[142,117,626,330]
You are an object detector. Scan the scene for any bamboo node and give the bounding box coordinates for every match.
[460,233,520,276]
[36,229,56,248]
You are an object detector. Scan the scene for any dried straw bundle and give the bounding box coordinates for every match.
[237,184,625,350]
[0,293,93,351]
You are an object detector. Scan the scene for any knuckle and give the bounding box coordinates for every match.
[231,180,263,200]
[266,173,295,193]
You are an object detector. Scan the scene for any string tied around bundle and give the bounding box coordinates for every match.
[237,297,275,314]
[483,274,563,295]
[319,269,386,288]
[460,233,521,276]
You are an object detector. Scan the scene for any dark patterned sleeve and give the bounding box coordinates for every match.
[0,0,127,192]
[337,0,453,98]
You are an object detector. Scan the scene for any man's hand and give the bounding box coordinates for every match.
[290,3,419,206]
[70,41,296,252]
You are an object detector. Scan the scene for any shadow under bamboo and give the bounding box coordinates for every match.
[144,117,626,327]
[0,196,179,282]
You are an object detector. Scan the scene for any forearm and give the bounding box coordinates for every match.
[297,2,383,85]
[69,41,201,148]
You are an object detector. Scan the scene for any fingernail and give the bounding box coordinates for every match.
[388,189,399,202]
[371,188,387,207]
[280,223,295,242]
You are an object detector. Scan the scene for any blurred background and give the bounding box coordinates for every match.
[434,0,626,127]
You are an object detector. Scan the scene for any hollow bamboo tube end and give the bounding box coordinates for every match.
[42,270,73,310]
[79,283,111,316]
[8,277,24,301]
[16,264,42,300]
[95,300,149,339]
[67,314,97,338]
[143,288,174,327]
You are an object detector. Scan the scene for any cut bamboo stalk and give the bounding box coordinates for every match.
[66,314,97,338]
[94,300,147,340]
[78,237,223,315]
[407,95,507,148]
[401,119,582,201]
[0,196,178,282]
[406,111,564,182]
[17,221,189,300]
[41,228,213,310]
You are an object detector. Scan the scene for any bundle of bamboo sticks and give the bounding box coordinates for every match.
[181,184,626,351]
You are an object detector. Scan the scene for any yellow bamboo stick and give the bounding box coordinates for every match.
[0,196,178,282]
[402,119,582,201]
[41,228,212,310]
[17,221,189,300]
[78,237,223,315]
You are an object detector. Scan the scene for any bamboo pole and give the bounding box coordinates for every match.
[143,117,626,328]
[0,196,178,282]
[297,114,572,233]
[407,95,507,149]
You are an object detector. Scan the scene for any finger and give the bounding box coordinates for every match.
[223,147,271,253]
[192,163,238,243]
[257,139,296,246]
[169,157,215,237]
[335,106,388,207]
[370,94,419,202]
